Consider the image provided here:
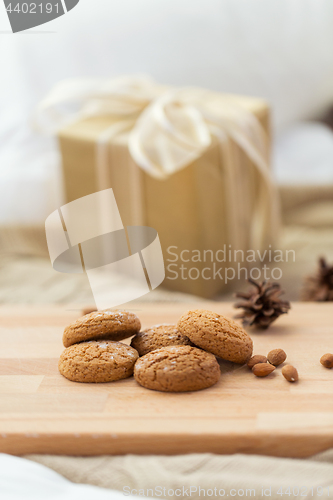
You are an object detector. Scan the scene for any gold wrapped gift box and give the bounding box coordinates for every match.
[58,95,271,298]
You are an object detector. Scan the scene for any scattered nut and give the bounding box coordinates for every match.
[252,363,275,377]
[320,353,333,369]
[267,348,287,366]
[247,355,267,369]
[282,365,298,382]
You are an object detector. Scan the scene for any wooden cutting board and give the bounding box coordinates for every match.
[0,302,332,458]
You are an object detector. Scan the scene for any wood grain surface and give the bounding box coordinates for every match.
[0,302,332,457]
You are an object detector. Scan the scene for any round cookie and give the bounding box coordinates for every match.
[134,345,220,392]
[130,324,193,356]
[59,340,139,383]
[63,310,141,347]
[177,310,253,364]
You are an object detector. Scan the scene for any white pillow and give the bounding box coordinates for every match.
[1,0,333,131]
[274,123,333,185]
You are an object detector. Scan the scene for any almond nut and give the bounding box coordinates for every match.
[267,348,287,366]
[320,353,333,369]
[252,363,275,377]
[282,365,298,382]
[247,355,267,369]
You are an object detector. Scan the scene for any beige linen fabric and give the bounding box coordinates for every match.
[2,223,333,304]
[25,452,333,499]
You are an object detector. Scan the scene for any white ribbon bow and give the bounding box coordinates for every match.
[36,75,279,249]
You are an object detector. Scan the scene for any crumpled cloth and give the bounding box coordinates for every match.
[25,451,333,500]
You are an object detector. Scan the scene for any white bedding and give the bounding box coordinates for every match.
[274,122,333,186]
[0,454,136,499]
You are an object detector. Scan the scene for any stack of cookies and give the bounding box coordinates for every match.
[59,309,253,392]
[59,311,141,383]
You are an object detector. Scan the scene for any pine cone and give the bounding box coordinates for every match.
[234,279,291,329]
[301,257,333,301]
